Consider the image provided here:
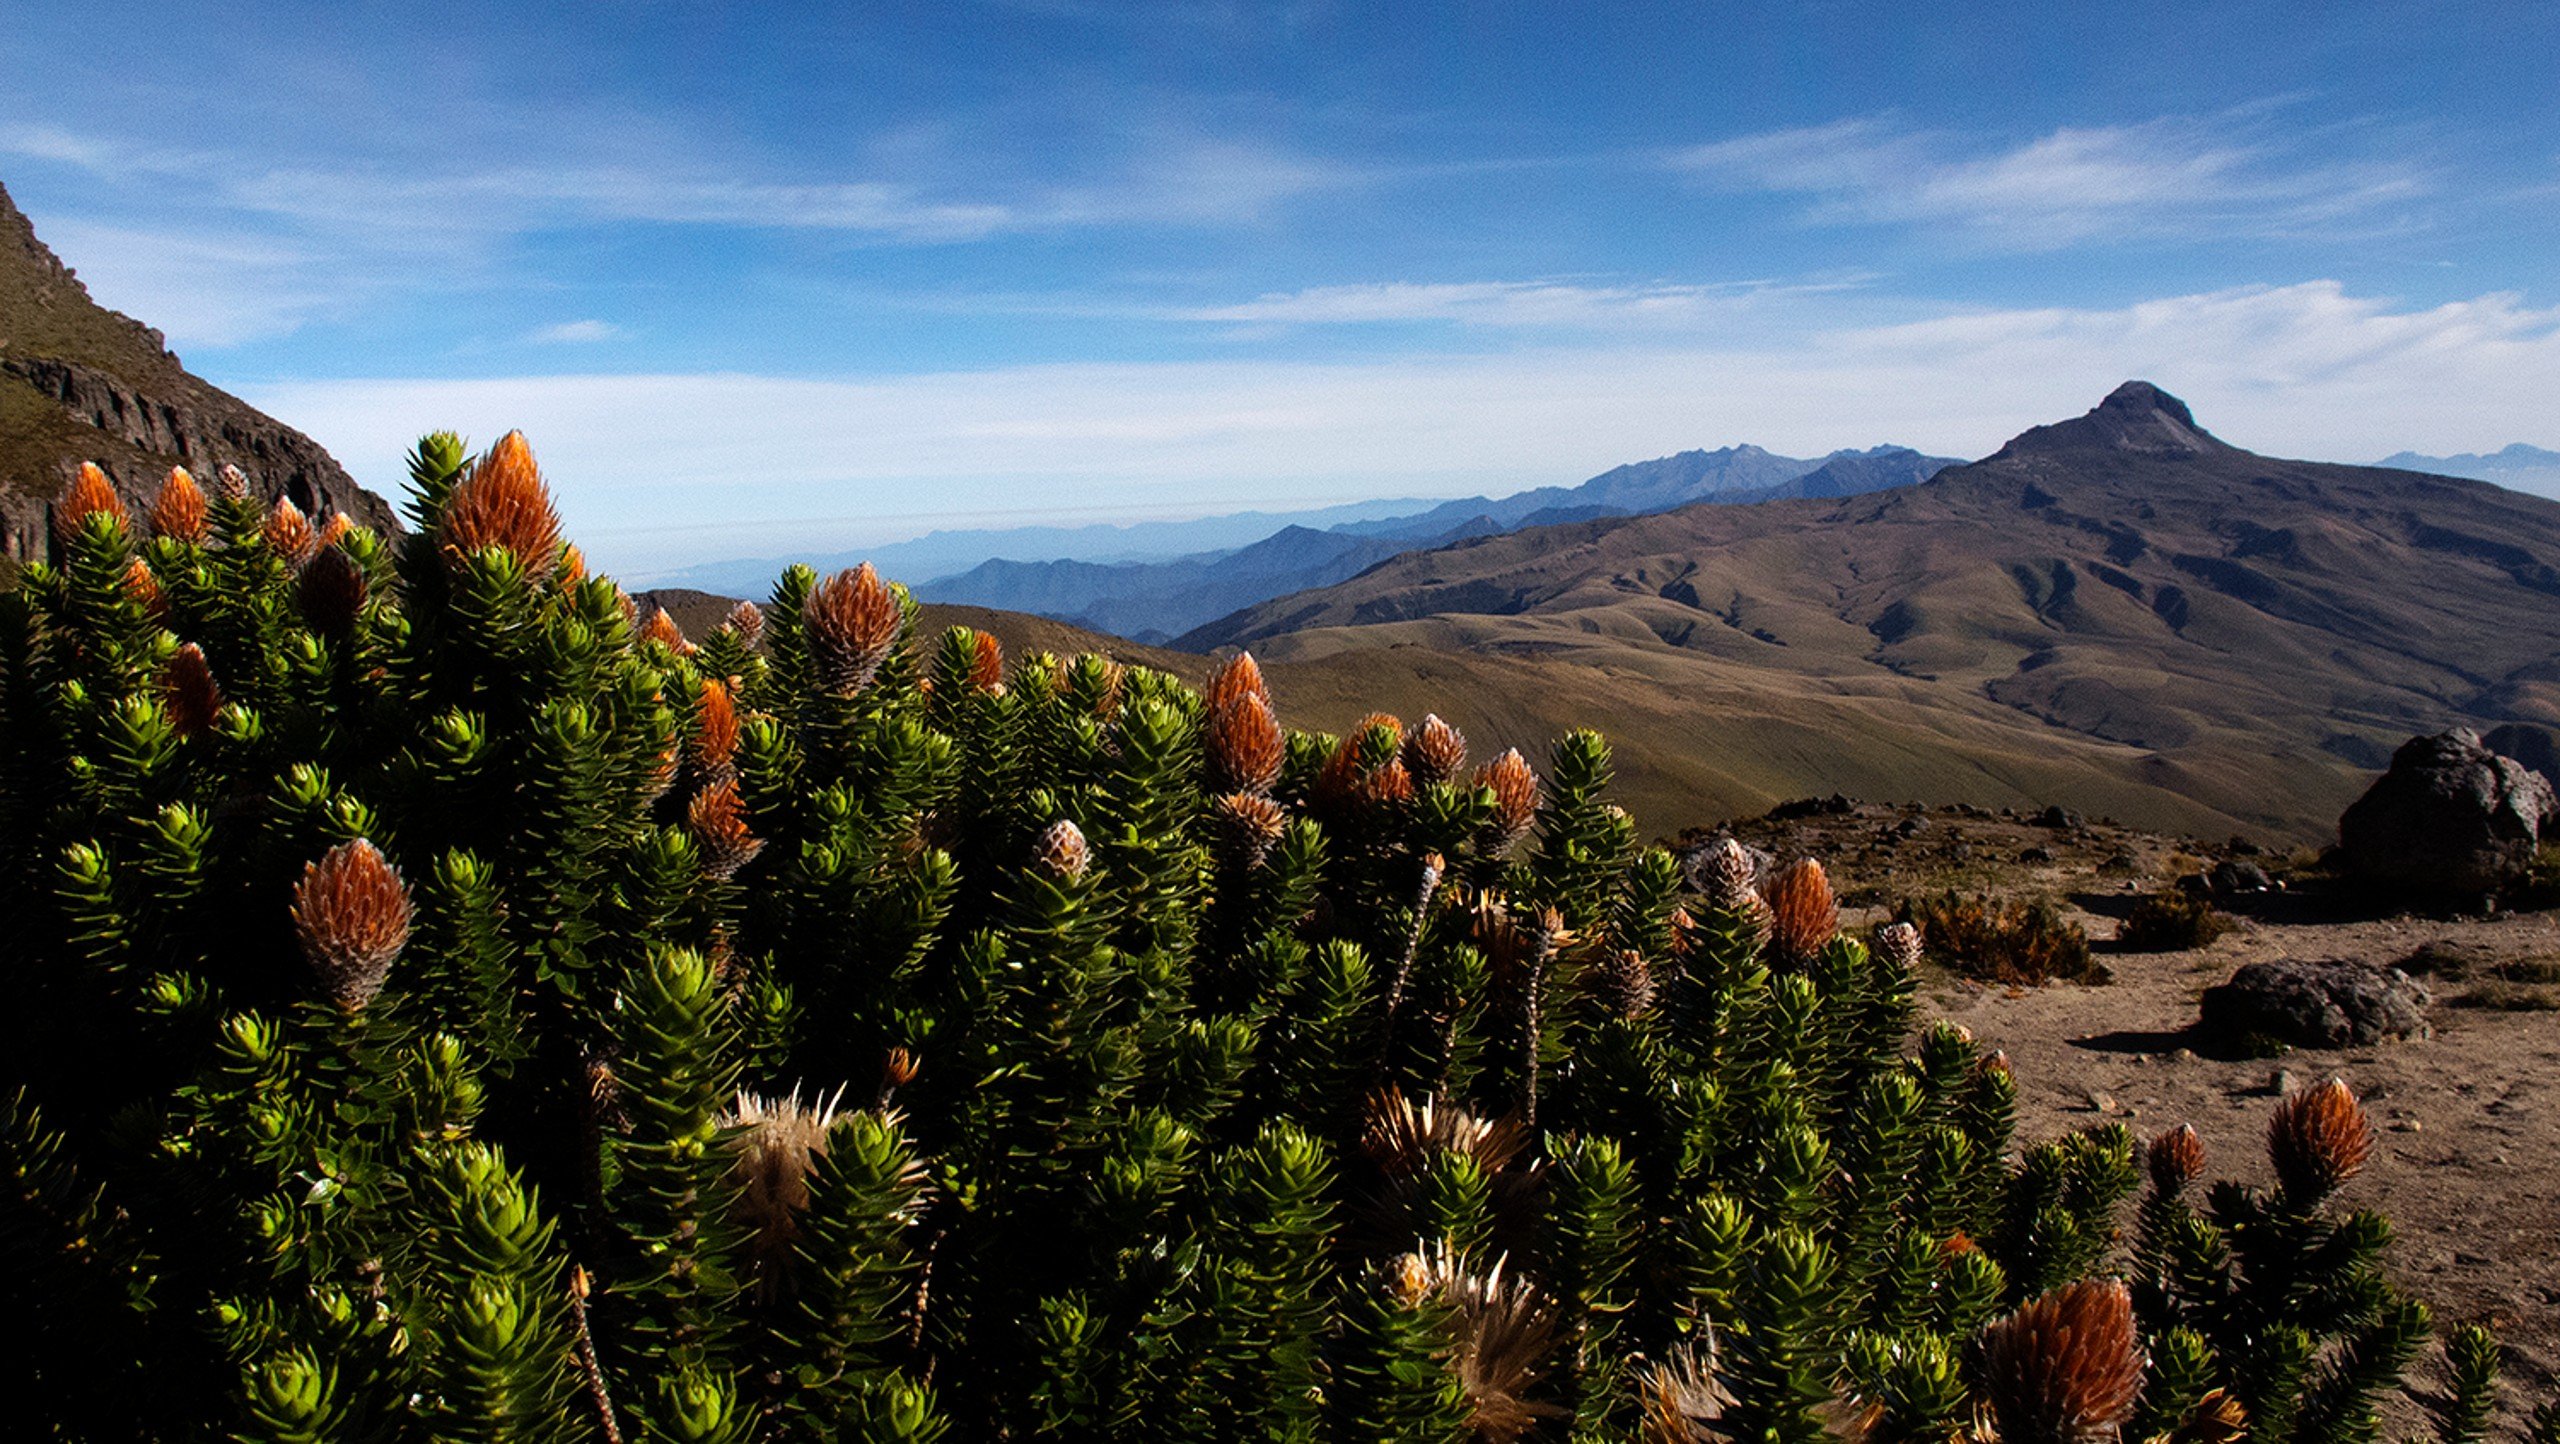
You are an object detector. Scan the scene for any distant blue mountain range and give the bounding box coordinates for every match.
[2377,444,2560,499]
[654,440,1960,644]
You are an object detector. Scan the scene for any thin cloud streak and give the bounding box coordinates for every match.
[1671,113,2430,249]
[243,281,2560,580]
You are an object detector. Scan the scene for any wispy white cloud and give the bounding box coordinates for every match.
[526,319,622,345]
[1671,113,2429,249]
[244,280,2560,579]
[34,219,346,347]
[1181,276,1873,328]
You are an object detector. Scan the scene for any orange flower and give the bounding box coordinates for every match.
[316,511,355,548]
[2148,1124,2206,1195]
[1204,650,1270,715]
[968,629,1005,692]
[641,607,691,654]
[53,462,128,543]
[149,466,208,542]
[291,840,413,1012]
[691,678,740,777]
[687,778,765,881]
[122,558,166,620]
[1978,1279,2144,1444]
[263,498,317,568]
[2268,1077,2373,1200]
[1474,748,1540,851]
[802,563,903,697]
[440,431,564,577]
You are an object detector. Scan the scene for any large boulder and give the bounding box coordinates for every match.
[2200,958,2431,1049]
[2338,729,2555,898]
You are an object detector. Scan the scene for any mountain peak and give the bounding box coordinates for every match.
[1996,380,2228,460]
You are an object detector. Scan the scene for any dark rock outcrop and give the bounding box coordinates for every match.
[2200,957,2431,1049]
[2338,729,2556,897]
[1,178,395,559]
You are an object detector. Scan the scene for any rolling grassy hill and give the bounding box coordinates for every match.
[1182,383,2560,842]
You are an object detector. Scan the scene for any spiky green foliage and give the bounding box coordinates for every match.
[0,432,2532,1442]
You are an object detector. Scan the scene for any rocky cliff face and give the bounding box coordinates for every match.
[0,179,395,560]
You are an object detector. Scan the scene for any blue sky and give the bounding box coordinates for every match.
[6,0,2558,578]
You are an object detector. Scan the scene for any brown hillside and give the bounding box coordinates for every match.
[0,179,394,560]
[1183,383,2560,843]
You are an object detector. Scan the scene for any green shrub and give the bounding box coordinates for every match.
[0,442,2524,1439]
[2117,891,2231,953]
[1895,891,2102,984]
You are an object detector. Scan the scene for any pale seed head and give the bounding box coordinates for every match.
[1405,713,1469,788]
[1033,819,1092,882]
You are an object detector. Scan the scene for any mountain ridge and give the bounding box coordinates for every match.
[0,179,395,558]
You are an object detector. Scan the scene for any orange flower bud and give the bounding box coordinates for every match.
[1403,712,1469,788]
[641,607,691,654]
[150,466,208,542]
[2268,1077,2372,1200]
[1208,693,1285,795]
[802,563,902,697]
[1474,748,1540,850]
[968,629,1005,692]
[1204,650,1270,715]
[2148,1123,2206,1195]
[53,463,128,543]
[687,778,765,881]
[440,431,564,578]
[163,642,223,736]
[291,840,412,1012]
[1764,858,1838,967]
[1978,1280,2144,1444]
[263,498,317,568]
[691,678,740,777]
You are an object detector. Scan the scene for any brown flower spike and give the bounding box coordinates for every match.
[688,779,765,881]
[150,467,208,542]
[723,1086,848,1300]
[1404,713,1469,788]
[1977,1278,2145,1444]
[1208,694,1285,796]
[1764,858,1838,967]
[1212,791,1290,869]
[291,840,413,1013]
[53,462,128,543]
[215,463,250,502]
[163,643,224,736]
[2148,1124,2206,1196]
[803,563,903,697]
[440,431,565,578]
[2268,1076,2373,1200]
[297,547,369,634]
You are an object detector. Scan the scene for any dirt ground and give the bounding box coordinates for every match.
[1702,799,2560,1407]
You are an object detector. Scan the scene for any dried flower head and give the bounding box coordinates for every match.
[2268,1076,2373,1199]
[1362,1087,1527,1179]
[803,563,903,697]
[688,778,765,881]
[1033,819,1092,882]
[1764,858,1838,968]
[1637,1338,1732,1444]
[1404,713,1470,788]
[1475,749,1540,851]
[1204,650,1270,715]
[215,463,250,502]
[2147,1124,2206,1196]
[150,466,208,542]
[297,546,368,634]
[122,558,166,620]
[723,598,766,649]
[263,498,317,568]
[1208,693,1285,795]
[1977,1279,2145,1444]
[1689,838,1758,910]
[1385,1251,1435,1309]
[440,431,564,578]
[1417,1247,1564,1443]
[882,1046,921,1091]
[1873,920,1924,976]
[691,678,740,778]
[291,840,412,1012]
[641,607,691,654]
[1589,948,1658,1021]
[53,463,128,544]
[1212,791,1291,869]
[163,643,224,736]
[724,1085,848,1300]
[967,629,1005,692]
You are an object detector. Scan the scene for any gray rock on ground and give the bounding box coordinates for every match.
[2338,729,2556,898]
[2199,957,2431,1049]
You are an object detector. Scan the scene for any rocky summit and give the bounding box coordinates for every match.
[0,180,394,561]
